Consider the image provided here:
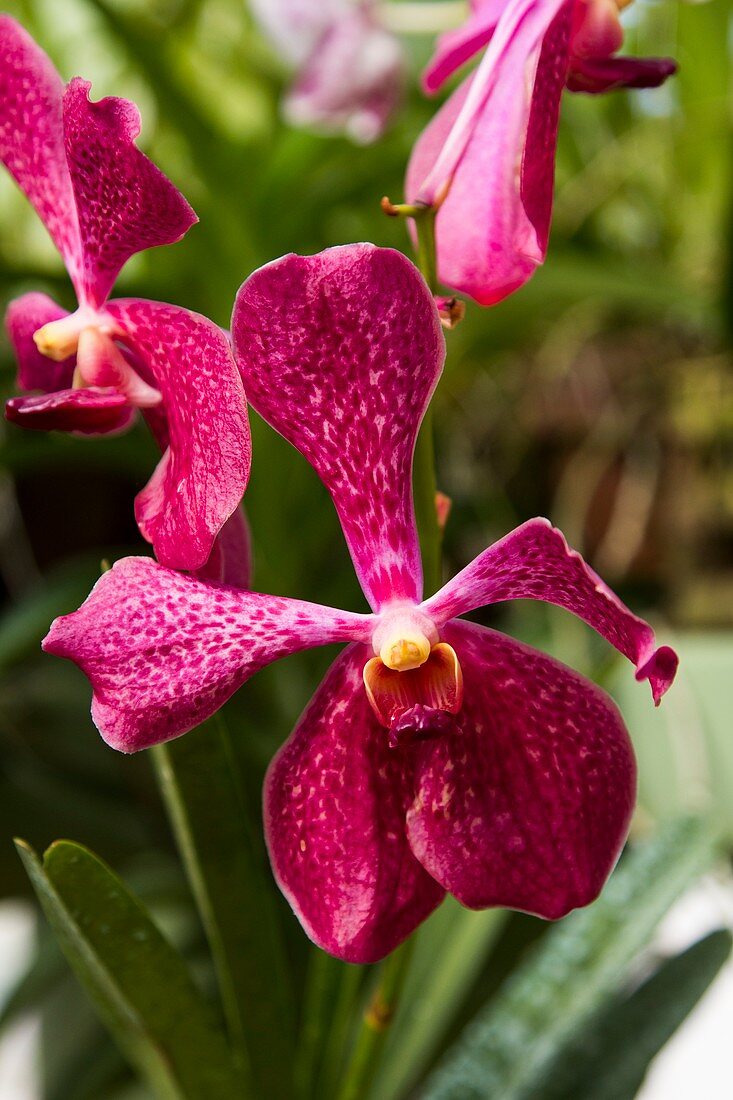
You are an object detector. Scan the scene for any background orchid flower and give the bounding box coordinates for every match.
[42,244,677,963]
[406,0,677,305]
[249,0,404,142]
[0,17,251,573]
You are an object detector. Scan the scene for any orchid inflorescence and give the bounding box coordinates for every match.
[1,5,677,963]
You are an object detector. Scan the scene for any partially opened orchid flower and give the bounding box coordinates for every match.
[406,0,676,305]
[0,18,251,573]
[250,0,404,142]
[44,245,677,962]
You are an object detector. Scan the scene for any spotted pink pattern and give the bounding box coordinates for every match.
[0,16,82,288]
[5,292,75,393]
[421,518,678,703]
[0,18,195,309]
[105,300,251,572]
[44,245,678,960]
[232,245,445,611]
[43,557,372,753]
[1,20,250,569]
[406,619,636,917]
[6,388,134,436]
[62,79,196,309]
[265,645,445,962]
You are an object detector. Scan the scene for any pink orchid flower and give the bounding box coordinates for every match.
[0,18,251,574]
[406,0,676,305]
[250,0,404,142]
[43,245,677,963]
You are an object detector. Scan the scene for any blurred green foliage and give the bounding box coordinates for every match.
[0,0,732,1096]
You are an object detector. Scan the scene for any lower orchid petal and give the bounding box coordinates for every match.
[106,299,251,573]
[233,245,444,611]
[421,517,678,703]
[5,388,134,436]
[567,55,677,93]
[265,645,445,963]
[42,557,372,753]
[5,292,75,393]
[406,620,636,918]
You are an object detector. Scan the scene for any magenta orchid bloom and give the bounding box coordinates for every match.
[0,17,251,573]
[43,246,677,963]
[249,0,404,142]
[406,0,676,306]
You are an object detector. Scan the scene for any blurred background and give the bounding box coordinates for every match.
[0,0,731,1096]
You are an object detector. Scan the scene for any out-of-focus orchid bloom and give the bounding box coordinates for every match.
[250,0,404,142]
[44,245,677,963]
[406,0,676,305]
[0,18,251,574]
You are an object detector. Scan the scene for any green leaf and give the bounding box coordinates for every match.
[17,838,243,1100]
[152,714,296,1097]
[420,816,719,1100]
[372,900,506,1100]
[538,929,732,1100]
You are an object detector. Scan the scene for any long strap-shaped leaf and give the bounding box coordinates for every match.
[539,928,732,1100]
[420,816,720,1100]
[153,715,296,1097]
[17,838,244,1100]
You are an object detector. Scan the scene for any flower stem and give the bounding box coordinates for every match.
[335,938,416,1100]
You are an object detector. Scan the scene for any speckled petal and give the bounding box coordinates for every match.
[265,644,445,963]
[407,0,572,306]
[422,0,504,93]
[106,299,251,572]
[196,507,253,590]
[232,245,445,611]
[5,388,134,436]
[43,556,373,753]
[62,78,197,308]
[5,292,75,392]
[567,54,677,93]
[0,17,82,288]
[421,517,678,703]
[406,619,636,918]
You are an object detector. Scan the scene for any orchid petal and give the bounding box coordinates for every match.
[249,0,349,66]
[407,0,572,305]
[5,292,75,392]
[421,518,678,703]
[196,507,253,590]
[406,620,636,918]
[285,9,404,144]
[62,79,197,308]
[265,644,445,963]
[5,388,134,436]
[43,557,372,753]
[233,245,445,611]
[0,17,83,288]
[422,0,505,93]
[567,54,677,93]
[75,328,162,408]
[106,299,251,572]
